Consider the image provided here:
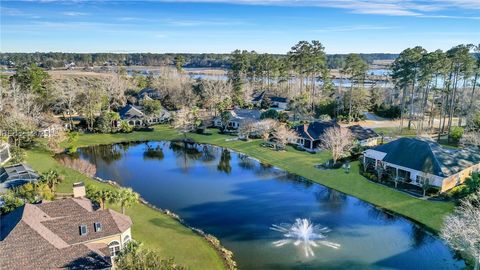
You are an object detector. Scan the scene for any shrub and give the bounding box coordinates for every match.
[8,146,26,164]
[449,126,464,141]
[260,109,279,120]
[119,120,133,133]
[373,104,402,119]
[0,191,24,215]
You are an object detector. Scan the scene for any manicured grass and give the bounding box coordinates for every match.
[25,148,226,270]
[67,125,454,233]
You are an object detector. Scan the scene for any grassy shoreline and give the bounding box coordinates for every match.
[25,147,226,270]
[66,125,454,233]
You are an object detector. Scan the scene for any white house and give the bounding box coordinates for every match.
[213,109,261,130]
[119,104,171,127]
[363,137,480,192]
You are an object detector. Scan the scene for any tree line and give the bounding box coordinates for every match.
[0,52,397,70]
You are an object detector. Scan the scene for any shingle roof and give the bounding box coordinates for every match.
[0,198,132,269]
[269,96,288,103]
[348,125,380,141]
[118,104,144,120]
[252,91,265,102]
[294,121,339,140]
[372,137,480,177]
[231,109,261,121]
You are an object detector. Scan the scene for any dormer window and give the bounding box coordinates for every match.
[79,225,88,236]
[94,222,102,232]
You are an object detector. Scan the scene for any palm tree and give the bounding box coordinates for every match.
[39,170,62,191]
[114,188,139,214]
[91,189,114,210]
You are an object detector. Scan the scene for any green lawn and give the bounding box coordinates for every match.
[66,125,454,233]
[25,148,226,270]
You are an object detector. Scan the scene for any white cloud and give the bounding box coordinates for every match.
[157,0,480,18]
[313,25,396,33]
[61,11,88,16]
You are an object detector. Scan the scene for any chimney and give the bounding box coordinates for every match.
[73,182,86,198]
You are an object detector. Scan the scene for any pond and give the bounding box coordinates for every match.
[72,141,464,270]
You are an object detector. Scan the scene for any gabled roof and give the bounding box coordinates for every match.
[348,125,380,141]
[118,104,144,119]
[371,137,480,177]
[137,88,156,96]
[231,109,261,121]
[269,96,288,103]
[294,121,339,140]
[252,91,266,102]
[0,197,132,269]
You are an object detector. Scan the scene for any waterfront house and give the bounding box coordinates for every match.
[119,104,171,127]
[293,121,339,151]
[0,163,39,192]
[213,109,262,130]
[363,137,480,192]
[0,182,133,270]
[347,125,381,147]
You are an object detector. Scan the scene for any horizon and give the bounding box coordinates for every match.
[1,0,479,54]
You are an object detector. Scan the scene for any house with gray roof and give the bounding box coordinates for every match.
[347,125,381,147]
[213,109,262,130]
[293,121,340,151]
[118,104,171,127]
[363,138,480,192]
[0,182,133,270]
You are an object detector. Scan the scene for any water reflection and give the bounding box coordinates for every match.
[169,141,202,172]
[143,143,164,160]
[69,141,464,270]
[315,189,347,212]
[217,148,232,174]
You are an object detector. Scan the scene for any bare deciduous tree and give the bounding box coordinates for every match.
[272,123,298,150]
[461,132,480,147]
[238,120,256,140]
[441,191,480,270]
[320,127,354,164]
[104,73,127,110]
[172,107,198,140]
[255,119,278,142]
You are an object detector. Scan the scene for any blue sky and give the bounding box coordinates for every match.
[1,0,479,53]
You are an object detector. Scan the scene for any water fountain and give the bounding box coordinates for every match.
[271,218,340,257]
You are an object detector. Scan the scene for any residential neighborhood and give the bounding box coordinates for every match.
[1,1,479,270]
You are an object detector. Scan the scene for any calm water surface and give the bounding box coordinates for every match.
[74,141,464,270]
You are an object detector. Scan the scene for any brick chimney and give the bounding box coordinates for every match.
[73,182,86,198]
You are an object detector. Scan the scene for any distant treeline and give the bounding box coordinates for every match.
[0,52,398,69]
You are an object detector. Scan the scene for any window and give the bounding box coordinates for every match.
[94,222,102,232]
[123,235,131,244]
[79,225,88,236]
[108,241,121,257]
